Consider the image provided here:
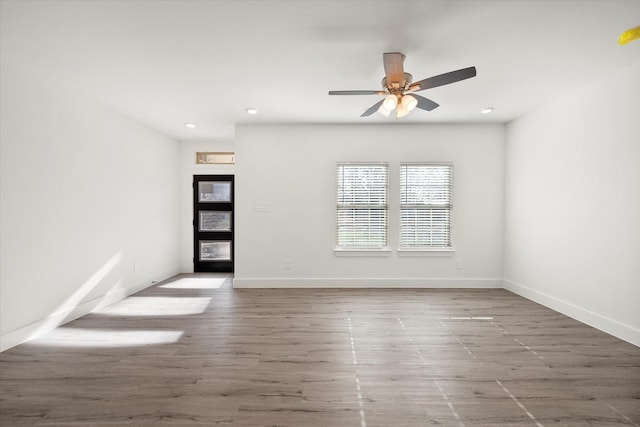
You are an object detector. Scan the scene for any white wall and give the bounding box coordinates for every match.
[179,140,235,272]
[0,61,181,351]
[234,124,504,287]
[504,62,640,346]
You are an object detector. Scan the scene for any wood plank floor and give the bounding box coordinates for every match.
[1,274,639,426]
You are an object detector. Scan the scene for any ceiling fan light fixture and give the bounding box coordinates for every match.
[396,102,411,118]
[377,103,392,117]
[383,94,398,111]
[401,95,417,112]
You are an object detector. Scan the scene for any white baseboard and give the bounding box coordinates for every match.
[503,279,639,347]
[0,269,179,352]
[233,277,503,288]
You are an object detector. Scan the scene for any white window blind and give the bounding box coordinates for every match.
[400,164,452,248]
[336,163,389,248]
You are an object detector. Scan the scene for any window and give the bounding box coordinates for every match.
[196,152,235,164]
[336,163,389,249]
[400,163,452,248]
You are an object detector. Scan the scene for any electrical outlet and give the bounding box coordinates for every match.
[456,259,463,269]
[284,259,292,270]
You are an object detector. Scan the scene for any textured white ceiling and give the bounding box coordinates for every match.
[2,0,639,140]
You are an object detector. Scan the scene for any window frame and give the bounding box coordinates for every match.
[398,162,454,254]
[335,162,390,255]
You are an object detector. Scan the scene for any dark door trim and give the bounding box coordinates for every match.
[193,174,234,273]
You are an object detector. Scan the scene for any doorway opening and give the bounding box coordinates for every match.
[193,175,234,273]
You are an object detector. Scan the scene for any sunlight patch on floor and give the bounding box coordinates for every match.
[27,252,124,341]
[159,277,227,289]
[97,297,212,316]
[31,328,183,347]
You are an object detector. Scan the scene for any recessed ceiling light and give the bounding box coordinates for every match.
[184,122,196,128]
[245,108,258,115]
[481,107,494,114]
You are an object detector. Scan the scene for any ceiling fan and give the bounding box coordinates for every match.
[329,52,477,118]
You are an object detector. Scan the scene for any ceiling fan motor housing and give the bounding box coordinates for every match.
[382,73,413,95]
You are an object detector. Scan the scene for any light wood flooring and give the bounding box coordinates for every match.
[1,274,639,426]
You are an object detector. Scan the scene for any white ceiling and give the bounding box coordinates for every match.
[2,0,639,140]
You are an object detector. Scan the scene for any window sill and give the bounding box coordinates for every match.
[397,248,456,257]
[334,248,392,257]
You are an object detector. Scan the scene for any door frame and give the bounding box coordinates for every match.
[193,174,234,273]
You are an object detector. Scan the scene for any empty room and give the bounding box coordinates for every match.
[1,0,639,425]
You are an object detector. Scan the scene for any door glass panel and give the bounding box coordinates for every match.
[199,241,231,261]
[199,182,231,202]
[199,211,231,232]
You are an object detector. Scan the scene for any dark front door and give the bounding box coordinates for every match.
[193,175,234,272]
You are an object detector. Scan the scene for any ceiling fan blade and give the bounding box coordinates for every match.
[410,66,477,92]
[383,52,405,87]
[361,99,385,117]
[329,90,386,95]
[411,94,439,111]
